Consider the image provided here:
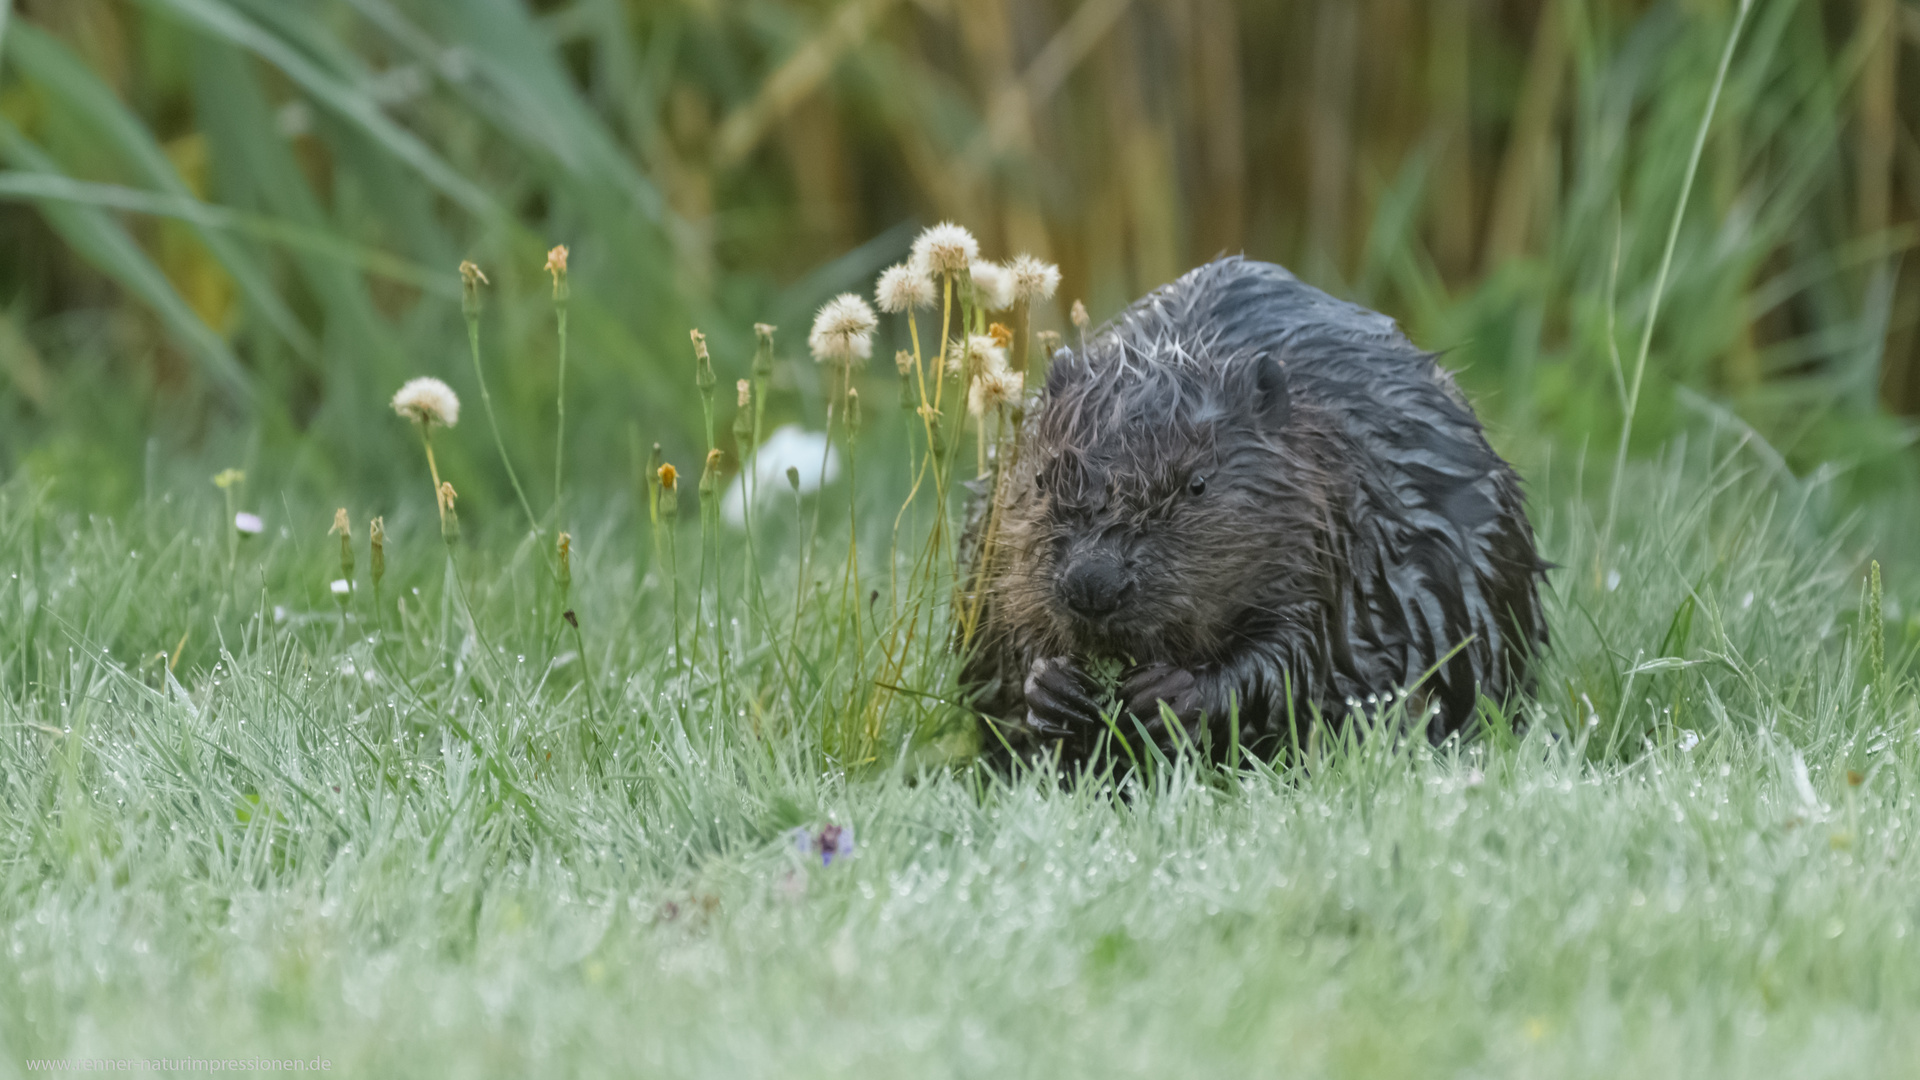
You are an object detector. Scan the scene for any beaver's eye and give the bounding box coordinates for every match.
[1188,475,1207,496]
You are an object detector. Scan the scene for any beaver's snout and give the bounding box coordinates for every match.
[1059,553,1129,619]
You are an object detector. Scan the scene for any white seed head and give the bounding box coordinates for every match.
[950,334,1008,378]
[391,376,460,428]
[809,293,878,364]
[969,261,1014,312]
[969,367,1023,417]
[911,221,979,276]
[875,262,937,313]
[1007,254,1061,304]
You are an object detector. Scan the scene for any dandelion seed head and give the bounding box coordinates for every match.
[962,335,1015,417]
[911,221,979,275]
[392,376,461,428]
[972,334,1003,364]
[969,368,1024,418]
[970,261,1014,312]
[948,334,1007,378]
[1007,254,1061,303]
[809,293,878,364]
[875,262,936,313]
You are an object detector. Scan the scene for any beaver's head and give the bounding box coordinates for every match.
[990,336,1329,664]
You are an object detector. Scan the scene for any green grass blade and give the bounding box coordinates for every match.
[0,172,456,297]
[3,21,318,364]
[1603,0,1755,546]
[135,0,495,218]
[344,0,667,223]
[0,119,253,407]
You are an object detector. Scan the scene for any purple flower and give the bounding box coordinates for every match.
[788,824,856,868]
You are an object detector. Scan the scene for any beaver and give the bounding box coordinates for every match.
[962,256,1549,762]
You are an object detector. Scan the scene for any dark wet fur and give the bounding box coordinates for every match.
[963,257,1550,762]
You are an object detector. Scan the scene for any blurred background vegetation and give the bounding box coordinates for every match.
[0,0,1914,516]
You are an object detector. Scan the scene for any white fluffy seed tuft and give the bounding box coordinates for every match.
[911,222,979,276]
[950,333,1008,378]
[392,376,461,428]
[967,340,1022,417]
[809,293,878,364]
[969,261,1014,312]
[875,263,937,313]
[1007,254,1061,304]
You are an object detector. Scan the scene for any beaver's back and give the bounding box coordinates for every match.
[1082,256,1547,731]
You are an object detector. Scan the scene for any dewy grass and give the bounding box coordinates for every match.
[6,3,1920,1068]
[1,437,1918,1075]
[5,229,1915,1075]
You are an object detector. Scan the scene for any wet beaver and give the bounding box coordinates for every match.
[963,257,1549,762]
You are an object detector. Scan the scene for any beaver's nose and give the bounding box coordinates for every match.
[1061,556,1126,618]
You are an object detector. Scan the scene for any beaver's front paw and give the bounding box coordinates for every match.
[1023,657,1106,738]
[1120,663,1202,726]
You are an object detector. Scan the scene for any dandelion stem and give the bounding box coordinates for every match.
[553,301,569,520]
[932,277,952,415]
[463,305,542,540]
[565,611,605,766]
[420,424,443,494]
[785,475,810,689]
[666,525,683,673]
[220,483,239,606]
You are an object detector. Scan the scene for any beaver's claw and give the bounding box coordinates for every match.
[1121,663,1202,730]
[1023,657,1105,738]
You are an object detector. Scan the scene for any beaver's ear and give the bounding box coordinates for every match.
[1252,351,1291,431]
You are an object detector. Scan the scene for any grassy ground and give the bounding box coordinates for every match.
[9,1,1920,1075]
[3,425,1918,1078]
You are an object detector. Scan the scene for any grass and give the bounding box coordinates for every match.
[6,1,1920,1074]
[3,1,1915,503]
[2,420,1918,1076]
